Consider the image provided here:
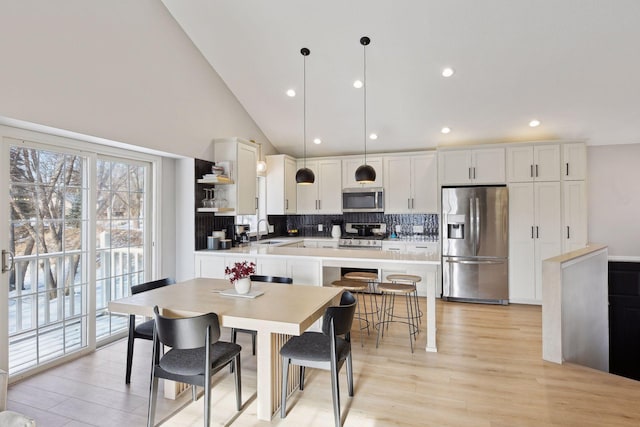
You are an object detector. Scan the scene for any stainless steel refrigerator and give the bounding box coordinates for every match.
[441,185,509,304]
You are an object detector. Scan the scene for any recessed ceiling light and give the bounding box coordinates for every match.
[442,67,455,77]
[441,127,451,134]
[286,89,296,97]
[529,119,541,127]
[369,133,378,140]
[313,138,322,145]
[353,80,363,89]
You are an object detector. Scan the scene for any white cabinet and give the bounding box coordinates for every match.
[195,254,258,279]
[342,157,384,188]
[562,180,588,252]
[563,143,587,180]
[304,239,338,249]
[266,154,297,214]
[384,152,437,214]
[256,257,288,277]
[507,144,560,182]
[508,182,562,304]
[439,147,505,185]
[405,242,439,255]
[296,159,342,214]
[195,254,321,287]
[381,241,438,255]
[214,138,257,215]
[381,241,405,252]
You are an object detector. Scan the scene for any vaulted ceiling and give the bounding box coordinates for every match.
[161,0,640,158]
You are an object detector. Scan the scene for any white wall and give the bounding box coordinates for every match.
[588,144,640,257]
[0,0,274,159]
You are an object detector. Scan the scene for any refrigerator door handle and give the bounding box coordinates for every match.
[447,259,505,265]
[469,197,475,254]
[475,197,481,255]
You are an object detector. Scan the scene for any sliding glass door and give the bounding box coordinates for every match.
[4,139,89,373]
[95,157,149,340]
[1,135,153,376]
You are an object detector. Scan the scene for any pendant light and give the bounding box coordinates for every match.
[355,36,376,184]
[295,47,315,185]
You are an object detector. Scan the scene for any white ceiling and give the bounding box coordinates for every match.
[161,0,640,158]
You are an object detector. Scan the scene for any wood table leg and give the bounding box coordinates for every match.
[256,330,301,420]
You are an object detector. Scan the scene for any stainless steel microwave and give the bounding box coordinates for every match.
[342,187,384,212]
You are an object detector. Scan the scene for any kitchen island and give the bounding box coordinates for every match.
[194,239,439,352]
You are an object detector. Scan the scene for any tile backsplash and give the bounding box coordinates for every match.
[278,212,439,239]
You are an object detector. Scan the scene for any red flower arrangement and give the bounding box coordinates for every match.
[225,261,256,283]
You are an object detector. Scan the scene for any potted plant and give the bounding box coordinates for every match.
[225,261,256,294]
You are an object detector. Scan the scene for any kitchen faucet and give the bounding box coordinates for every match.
[256,218,270,241]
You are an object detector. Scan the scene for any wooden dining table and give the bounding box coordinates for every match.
[108,277,343,421]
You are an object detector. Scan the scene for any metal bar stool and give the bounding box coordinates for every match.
[386,274,423,327]
[331,279,369,346]
[376,282,418,353]
[343,271,380,325]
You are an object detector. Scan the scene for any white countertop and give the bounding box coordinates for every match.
[197,238,440,265]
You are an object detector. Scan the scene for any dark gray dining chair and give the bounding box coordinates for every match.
[126,277,175,384]
[231,274,293,355]
[147,306,242,427]
[279,291,357,427]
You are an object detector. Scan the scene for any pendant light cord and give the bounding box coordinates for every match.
[363,41,367,165]
[303,52,307,168]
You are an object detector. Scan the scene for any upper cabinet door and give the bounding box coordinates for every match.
[342,157,383,188]
[563,143,587,180]
[439,150,473,185]
[507,146,534,182]
[384,156,412,213]
[317,159,342,213]
[296,159,319,214]
[411,153,438,213]
[236,142,257,214]
[533,145,561,181]
[472,147,505,184]
[284,156,297,214]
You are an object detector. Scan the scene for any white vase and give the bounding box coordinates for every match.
[234,277,252,295]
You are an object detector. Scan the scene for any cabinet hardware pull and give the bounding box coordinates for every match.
[535,164,539,177]
[255,197,259,210]
[318,200,321,210]
[566,162,569,176]
[530,164,533,178]
[469,167,472,180]
[408,198,411,209]
[531,226,534,239]
[536,226,539,239]
[285,199,288,210]
[567,226,570,239]
[473,167,476,179]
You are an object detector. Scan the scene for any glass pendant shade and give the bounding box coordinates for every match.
[355,164,376,183]
[295,167,315,184]
[355,36,376,184]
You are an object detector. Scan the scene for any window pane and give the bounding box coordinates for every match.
[8,145,89,375]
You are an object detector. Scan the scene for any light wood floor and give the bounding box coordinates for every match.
[7,299,640,426]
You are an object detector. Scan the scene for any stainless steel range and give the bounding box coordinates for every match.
[338,223,386,250]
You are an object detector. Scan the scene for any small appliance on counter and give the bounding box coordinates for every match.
[232,224,250,246]
[331,220,343,239]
